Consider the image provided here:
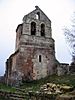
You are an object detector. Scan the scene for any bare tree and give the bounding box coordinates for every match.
[64,12,75,63]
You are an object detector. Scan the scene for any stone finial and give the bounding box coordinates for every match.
[35,6,39,9]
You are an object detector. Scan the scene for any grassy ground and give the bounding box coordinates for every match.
[0,83,16,92]
[0,74,75,92]
[20,74,75,91]
[0,74,75,100]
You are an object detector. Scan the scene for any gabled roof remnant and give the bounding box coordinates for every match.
[23,6,51,23]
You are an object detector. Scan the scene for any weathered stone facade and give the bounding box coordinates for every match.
[57,63,69,76]
[5,6,68,86]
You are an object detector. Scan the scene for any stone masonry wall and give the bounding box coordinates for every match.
[57,63,69,76]
[15,45,56,81]
[5,6,59,86]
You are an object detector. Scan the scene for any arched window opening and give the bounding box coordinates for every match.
[31,22,36,35]
[35,12,40,20]
[36,14,39,19]
[41,24,45,36]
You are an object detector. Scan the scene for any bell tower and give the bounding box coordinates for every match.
[6,6,57,86]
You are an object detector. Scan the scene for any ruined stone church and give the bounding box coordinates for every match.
[5,6,68,86]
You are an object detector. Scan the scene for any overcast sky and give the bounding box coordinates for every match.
[0,0,75,76]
